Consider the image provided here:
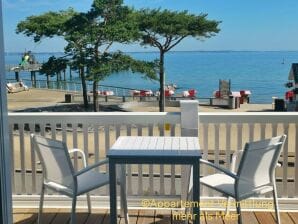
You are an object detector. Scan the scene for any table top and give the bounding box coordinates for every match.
[107,136,201,159]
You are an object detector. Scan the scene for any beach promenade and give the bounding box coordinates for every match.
[7,88,273,112]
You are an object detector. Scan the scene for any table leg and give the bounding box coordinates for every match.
[109,161,117,224]
[192,161,200,224]
[120,164,129,224]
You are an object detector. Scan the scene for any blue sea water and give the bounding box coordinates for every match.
[5,51,298,103]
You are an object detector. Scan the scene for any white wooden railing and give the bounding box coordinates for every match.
[8,111,298,210]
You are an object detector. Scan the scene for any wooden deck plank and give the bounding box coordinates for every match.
[278,212,295,224]
[241,212,258,224]
[75,212,89,224]
[222,212,240,224]
[288,212,298,224]
[85,213,106,224]
[254,212,275,224]
[171,209,188,224]
[13,209,298,224]
[205,211,224,224]
[84,209,107,224]
[13,214,31,224]
[119,209,138,224]
[50,209,70,224]
[155,210,172,224]
[14,213,37,224]
[34,208,58,224]
[101,210,111,224]
[13,208,36,224]
[137,210,155,224]
[13,214,27,224]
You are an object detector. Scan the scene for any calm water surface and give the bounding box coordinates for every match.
[5,51,298,103]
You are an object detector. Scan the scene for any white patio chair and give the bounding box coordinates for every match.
[31,134,128,224]
[196,135,286,224]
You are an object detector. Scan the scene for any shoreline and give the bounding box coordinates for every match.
[7,88,274,112]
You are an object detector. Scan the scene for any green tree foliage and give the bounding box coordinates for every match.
[87,52,158,81]
[16,9,77,42]
[16,0,158,111]
[136,9,220,111]
[82,0,156,111]
[40,56,67,88]
[16,9,91,108]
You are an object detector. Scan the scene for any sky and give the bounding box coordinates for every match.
[2,0,298,52]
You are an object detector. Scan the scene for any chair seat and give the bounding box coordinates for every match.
[77,170,110,195]
[201,173,273,200]
[45,171,110,196]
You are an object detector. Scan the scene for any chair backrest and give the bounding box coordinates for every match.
[230,150,244,173]
[31,134,75,188]
[237,135,286,188]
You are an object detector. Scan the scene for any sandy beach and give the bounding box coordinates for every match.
[7,88,274,112]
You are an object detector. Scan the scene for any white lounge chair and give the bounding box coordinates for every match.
[191,135,286,224]
[6,81,29,93]
[31,134,128,224]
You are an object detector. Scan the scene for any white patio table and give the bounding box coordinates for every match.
[107,136,201,224]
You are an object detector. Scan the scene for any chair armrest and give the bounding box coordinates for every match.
[69,148,87,168]
[74,159,109,177]
[200,159,239,179]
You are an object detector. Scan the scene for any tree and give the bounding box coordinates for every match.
[83,0,158,111]
[136,9,220,111]
[87,52,158,110]
[16,1,159,111]
[16,8,92,108]
[40,56,67,88]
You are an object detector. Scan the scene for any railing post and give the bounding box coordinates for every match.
[180,100,199,137]
[180,100,199,203]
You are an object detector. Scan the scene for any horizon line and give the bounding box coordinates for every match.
[5,50,298,54]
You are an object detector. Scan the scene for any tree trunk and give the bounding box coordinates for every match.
[93,41,100,112]
[159,51,165,112]
[57,72,60,89]
[80,66,89,109]
[93,81,99,112]
[46,75,50,88]
[69,67,72,80]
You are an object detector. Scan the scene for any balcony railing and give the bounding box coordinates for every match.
[8,110,298,210]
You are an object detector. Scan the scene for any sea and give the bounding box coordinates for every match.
[5,51,298,103]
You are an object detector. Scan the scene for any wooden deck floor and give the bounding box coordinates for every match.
[13,208,298,224]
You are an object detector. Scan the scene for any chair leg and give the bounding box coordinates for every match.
[236,201,242,224]
[86,193,91,214]
[225,196,231,215]
[273,186,281,224]
[37,183,45,224]
[70,196,77,224]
